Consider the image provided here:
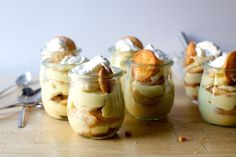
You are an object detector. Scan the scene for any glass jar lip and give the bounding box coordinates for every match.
[204,62,236,71]
[41,57,82,68]
[126,59,174,67]
[108,46,141,53]
[41,48,82,56]
[69,66,124,79]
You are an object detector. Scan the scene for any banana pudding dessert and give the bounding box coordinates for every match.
[124,44,174,120]
[184,41,222,103]
[40,36,81,86]
[41,36,80,62]
[41,55,88,120]
[110,36,143,71]
[67,55,125,139]
[198,51,236,126]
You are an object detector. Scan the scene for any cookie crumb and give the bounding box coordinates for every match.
[177,136,188,142]
[125,131,132,137]
[146,122,151,126]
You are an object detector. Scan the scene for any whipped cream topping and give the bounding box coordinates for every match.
[145,44,170,61]
[41,38,77,55]
[115,39,139,52]
[196,41,222,57]
[209,53,227,68]
[73,55,111,75]
[60,56,88,65]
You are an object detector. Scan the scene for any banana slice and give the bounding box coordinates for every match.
[132,88,162,106]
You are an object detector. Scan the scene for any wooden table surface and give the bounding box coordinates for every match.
[0,76,235,157]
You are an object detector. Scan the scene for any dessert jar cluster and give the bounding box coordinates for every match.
[198,52,236,126]
[67,66,125,139]
[124,45,175,120]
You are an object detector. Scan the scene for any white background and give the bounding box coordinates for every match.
[0,0,236,75]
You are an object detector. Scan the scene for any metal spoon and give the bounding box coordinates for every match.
[177,32,189,49]
[0,72,32,97]
[17,87,41,128]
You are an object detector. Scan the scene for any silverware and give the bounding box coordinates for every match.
[0,72,32,97]
[177,32,189,49]
[16,87,41,128]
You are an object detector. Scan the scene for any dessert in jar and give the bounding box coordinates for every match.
[41,56,88,120]
[109,36,143,91]
[109,36,143,71]
[198,51,236,126]
[39,36,81,86]
[41,36,80,61]
[124,44,174,120]
[184,41,222,104]
[67,56,125,139]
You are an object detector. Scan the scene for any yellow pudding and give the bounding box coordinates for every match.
[184,41,222,103]
[109,36,143,92]
[198,52,236,126]
[124,44,174,120]
[41,56,88,120]
[67,56,125,139]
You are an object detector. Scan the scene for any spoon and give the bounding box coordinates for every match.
[17,87,41,128]
[0,72,32,97]
[177,32,189,50]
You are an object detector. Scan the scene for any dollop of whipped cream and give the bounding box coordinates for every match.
[209,53,227,68]
[73,55,111,75]
[115,39,139,52]
[145,44,170,61]
[46,38,70,52]
[60,56,88,65]
[196,41,222,57]
[41,38,76,55]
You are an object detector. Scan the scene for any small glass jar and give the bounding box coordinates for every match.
[198,64,236,126]
[67,67,125,139]
[183,55,216,104]
[124,60,174,120]
[39,48,81,86]
[109,46,138,91]
[41,59,79,120]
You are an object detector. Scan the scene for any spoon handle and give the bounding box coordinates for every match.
[0,84,15,97]
[178,32,189,49]
[17,106,26,128]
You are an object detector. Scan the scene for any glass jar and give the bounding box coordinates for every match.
[124,60,174,120]
[41,59,78,120]
[39,48,81,86]
[109,46,138,91]
[183,55,216,104]
[67,67,125,139]
[198,64,236,126]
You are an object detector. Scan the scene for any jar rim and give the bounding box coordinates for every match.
[41,57,82,68]
[108,46,141,53]
[41,48,82,56]
[126,59,174,67]
[204,62,236,71]
[69,66,124,79]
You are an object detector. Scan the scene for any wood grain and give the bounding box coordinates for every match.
[0,76,235,157]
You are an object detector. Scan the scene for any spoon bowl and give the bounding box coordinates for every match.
[15,71,32,86]
[0,72,32,97]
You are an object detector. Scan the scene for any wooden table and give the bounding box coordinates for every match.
[0,75,235,157]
